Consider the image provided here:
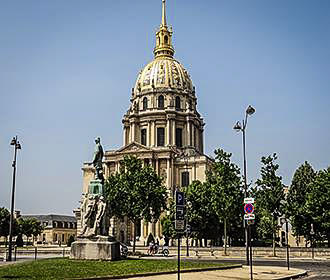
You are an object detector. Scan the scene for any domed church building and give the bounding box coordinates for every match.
[80,0,212,244]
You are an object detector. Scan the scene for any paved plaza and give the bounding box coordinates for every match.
[121,266,306,280]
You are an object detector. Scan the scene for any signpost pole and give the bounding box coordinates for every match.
[249,224,253,280]
[175,191,184,280]
[286,220,289,270]
[177,237,180,280]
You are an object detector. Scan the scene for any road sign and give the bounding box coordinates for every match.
[176,191,184,206]
[244,197,254,204]
[176,205,185,220]
[247,220,255,225]
[244,214,255,220]
[175,220,185,230]
[244,203,255,214]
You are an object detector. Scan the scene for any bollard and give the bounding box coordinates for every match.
[14,246,17,261]
[63,248,65,258]
[34,247,37,260]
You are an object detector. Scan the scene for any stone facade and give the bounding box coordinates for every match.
[22,214,77,245]
[78,0,212,245]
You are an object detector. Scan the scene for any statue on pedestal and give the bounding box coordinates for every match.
[71,137,119,260]
[79,137,108,238]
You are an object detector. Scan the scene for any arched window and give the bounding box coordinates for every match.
[189,99,193,110]
[175,96,181,110]
[164,35,168,44]
[158,95,164,109]
[143,97,148,110]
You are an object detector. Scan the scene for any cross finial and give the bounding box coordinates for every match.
[162,0,167,27]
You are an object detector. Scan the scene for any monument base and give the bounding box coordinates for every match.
[70,236,120,260]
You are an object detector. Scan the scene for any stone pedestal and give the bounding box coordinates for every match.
[70,236,120,260]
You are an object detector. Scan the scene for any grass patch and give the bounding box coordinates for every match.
[0,258,232,280]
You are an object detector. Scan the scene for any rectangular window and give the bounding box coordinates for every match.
[141,129,147,146]
[182,171,189,187]
[157,127,165,147]
[175,128,183,147]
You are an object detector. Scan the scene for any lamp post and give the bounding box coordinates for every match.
[8,136,22,262]
[310,223,315,260]
[234,105,255,266]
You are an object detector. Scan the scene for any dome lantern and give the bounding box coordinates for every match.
[154,0,174,58]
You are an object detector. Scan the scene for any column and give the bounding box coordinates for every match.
[123,127,126,146]
[193,161,197,181]
[151,121,155,147]
[132,122,136,142]
[166,119,170,146]
[156,221,160,238]
[154,121,157,147]
[192,124,195,148]
[148,222,153,237]
[148,121,151,146]
[186,119,191,146]
[172,120,176,146]
[140,220,145,241]
[166,158,171,189]
[155,159,159,175]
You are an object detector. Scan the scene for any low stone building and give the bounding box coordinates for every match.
[22,214,77,245]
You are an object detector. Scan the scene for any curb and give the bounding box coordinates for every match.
[69,264,242,280]
[273,270,308,280]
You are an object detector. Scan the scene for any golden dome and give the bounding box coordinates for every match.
[133,0,194,95]
[134,57,194,93]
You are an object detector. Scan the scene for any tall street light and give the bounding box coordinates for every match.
[234,105,255,265]
[7,136,22,261]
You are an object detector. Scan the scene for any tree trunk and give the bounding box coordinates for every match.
[224,219,227,255]
[133,222,136,253]
[272,231,276,257]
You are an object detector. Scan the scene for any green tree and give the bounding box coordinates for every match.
[285,161,316,245]
[186,180,221,246]
[207,149,243,255]
[0,207,19,246]
[255,153,285,256]
[0,207,10,240]
[18,218,43,245]
[306,167,330,246]
[160,199,176,240]
[104,155,168,252]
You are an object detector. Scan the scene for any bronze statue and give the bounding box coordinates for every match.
[93,137,104,182]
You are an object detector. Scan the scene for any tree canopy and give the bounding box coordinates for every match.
[104,155,168,252]
[285,161,316,244]
[306,167,330,246]
[207,149,243,254]
[255,153,285,255]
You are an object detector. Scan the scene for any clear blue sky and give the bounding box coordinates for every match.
[1,0,329,215]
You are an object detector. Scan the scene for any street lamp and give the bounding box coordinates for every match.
[234,105,255,266]
[7,136,22,261]
[310,223,315,260]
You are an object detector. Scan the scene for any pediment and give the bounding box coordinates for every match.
[116,142,152,153]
